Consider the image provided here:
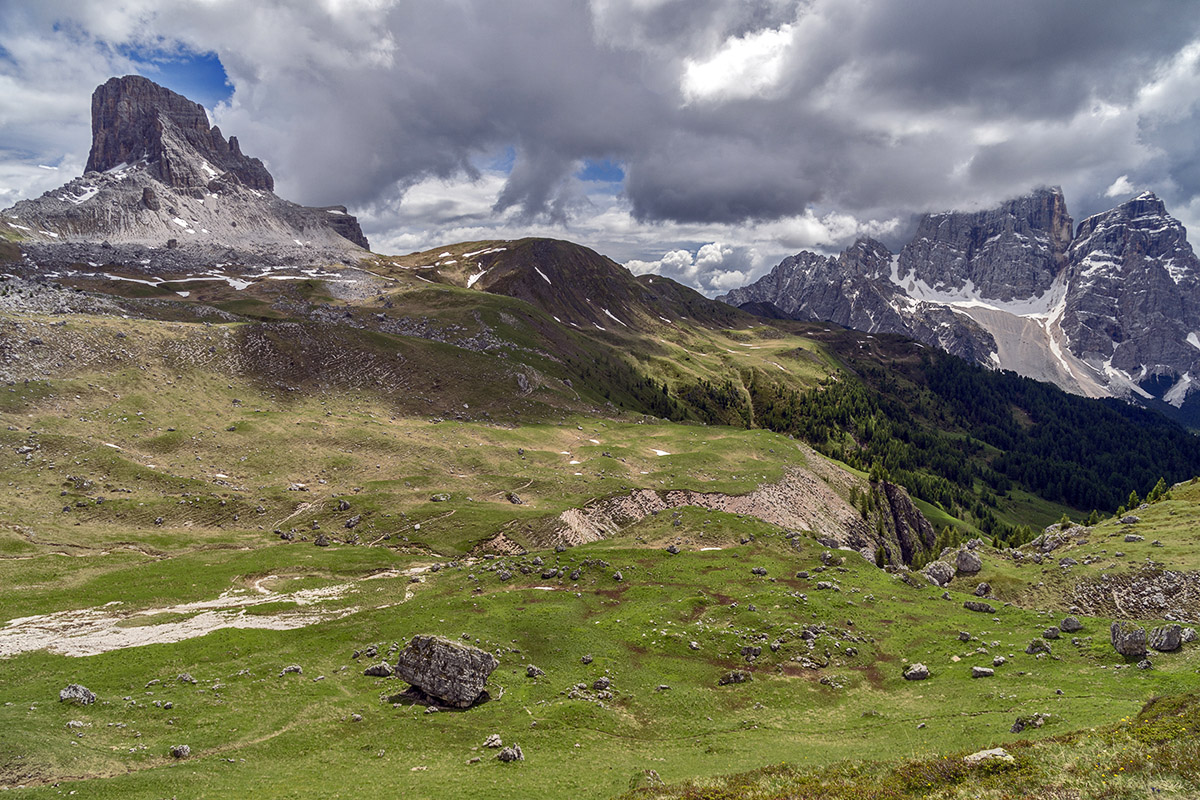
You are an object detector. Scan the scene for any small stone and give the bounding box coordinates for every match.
[581,654,593,664]
[718,670,751,685]
[280,665,303,676]
[170,744,191,759]
[1025,639,1051,655]
[903,663,930,681]
[1124,533,1144,542]
[526,665,544,678]
[963,601,995,614]
[971,666,994,678]
[1043,627,1061,640]
[483,733,503,748]
[592,676,611,691]
[363,663,394,678]
[973,582,991,597]
[958,631,971,642]
[992,656,1006,667]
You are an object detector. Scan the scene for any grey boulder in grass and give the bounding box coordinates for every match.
[395,635,498,708]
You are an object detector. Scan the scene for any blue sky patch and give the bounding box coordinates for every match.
[120,46,232,110]
[578,159,625,183]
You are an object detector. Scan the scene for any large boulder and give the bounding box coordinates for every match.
[955,549,982,574]
[922,560,955,587]
[1110,621,1148,657]
[1150,624,1183,653]
[395,635,498,708]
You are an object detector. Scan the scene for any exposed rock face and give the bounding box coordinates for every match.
[1063,193,1200,396]
[395,635,498,708]
[86,75,273,191]
[897,188,1072,302]
[4,75,369,266]
[720,187,1200,413]
[1111,621,1148,657]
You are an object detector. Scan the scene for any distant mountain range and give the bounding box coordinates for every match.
[720,188,1200,421]
[2,75,368,270]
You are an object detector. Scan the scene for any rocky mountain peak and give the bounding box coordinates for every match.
[896,186,1073,302]
[84,75,274,192]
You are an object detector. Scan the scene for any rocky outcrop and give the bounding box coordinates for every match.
[86,75,274,191]
[395,635,498,708]
[721,187,1200,413]
[4,75,369,265]
[489,458,934,566]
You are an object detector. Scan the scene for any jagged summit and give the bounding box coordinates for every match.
[2,75,368,268]
[722,188,1200,420]
[85,75,273,192]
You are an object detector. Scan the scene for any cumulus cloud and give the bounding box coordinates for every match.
[2,1,1200,293]
[1106,175,1137,198]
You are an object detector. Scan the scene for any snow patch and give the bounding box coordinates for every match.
[1187,332,1200,351]
[602,308,628,326]
[172,218,190,229]
[467,269,488,288]
[1165,372,1194,408]
[650,449,671,456]
[535,267,552,285]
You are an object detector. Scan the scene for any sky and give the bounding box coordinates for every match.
[2,1,1200,296]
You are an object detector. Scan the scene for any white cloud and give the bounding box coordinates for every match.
[681,24,795,103]
[1105,175,1136,198]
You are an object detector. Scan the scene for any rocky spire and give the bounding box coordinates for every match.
[84,75,274,191]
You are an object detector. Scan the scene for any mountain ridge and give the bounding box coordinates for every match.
[720,187,1200,418]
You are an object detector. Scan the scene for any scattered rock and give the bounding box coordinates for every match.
[922,561,955,587]
[963,600,995,614]
[592,676,611,691]
[1124,533,1144,543]
[497,744,524,762]
[430,493,450,502]
[344,515,361,529]
[974,582,991,597]
[1137,659,1153,670]
[1043,627,1061,640]
[581,654,593,664]
[1150,624,1182,652]
[750,566,768,576]
[958,631,971,642]
[964,747,1013,765]
[1121,516,1140,525]
[971,666,994,678]
[280,665,303,676]
[1059,557,1078,567]
[177,673,197,684]
[395,635,499,708]
[484,733,503,748]
[1025,639,1051,655]
[1111,621,1148,657]
[718,670,751,685]
[363,663,394,678]
[665,544,679,555]
[903,663,930,681]
[612,571,623,582]
[1183,627,1197,643]
[526,665,545,678]
[170,744,191,759]
[1060,616,1083,633]
[956,549,982,574]
[59,684,96,705]
[506,493,523,505]
[992,656,1006,667]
